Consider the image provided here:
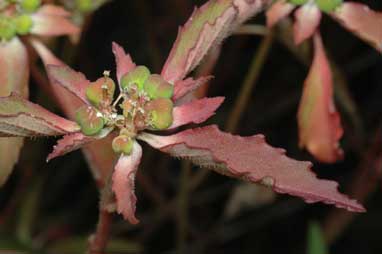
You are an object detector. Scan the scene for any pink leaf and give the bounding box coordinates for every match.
[173,76,212,101]
[31,4,80,36]
[112,42,136,85]
[161,0,267,83]
[112,142,142,224]
[0,93,80,137]
[47,133,94,162]
[294,4,321,45]
[266,0,295,28]
[138,125,364,213]
[331,2,382,52]
[297,33,344,163]
[170,97,224,129]
[47,127,114,161]
[0,38,29,185]
[47,65,91,105]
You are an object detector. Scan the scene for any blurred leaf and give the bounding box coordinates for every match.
[16,179,43,244]
[307,222,328,254]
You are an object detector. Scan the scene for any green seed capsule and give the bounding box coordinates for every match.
[20,0,41,13]
[0,16,16,41]
[14,15,33,35]
[288,0,308,5]
[75,106,105,136]
[143,74,173,100]
[112,135,134,155]
[315,0,342,13]
[145,98,173,130]
[120,66,150,92]
[85,77,116,107]
[75,0,93,12]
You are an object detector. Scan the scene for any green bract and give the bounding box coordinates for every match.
[144,74,174,99]
[75,106,105,136]
[14,15,33,35]
[315,0,343,13]
[112,135,134,155]
[121,66,150,92]
[86,77,116,107]
[20,0,41,13]
[0,16,16,41]
[145,98,173,130]
[288,0,308,5]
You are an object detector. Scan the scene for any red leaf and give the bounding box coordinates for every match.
[266,0,295,28]
[297,33,343,163]
[47,127,114,161]
[47,132,92,161]
[0,93,80,137]
[170,97,224,129]
[112,42,136,85]
[138,125,364,212]
[173,76,212,101]
[47,65,91,105]
[112,142,142,224]
[161,0,267,83]
[331,2,382,52]
[31,4,80,36]
[294,4,321,44]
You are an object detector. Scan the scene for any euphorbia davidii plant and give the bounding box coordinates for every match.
[266,0,382,163]
[0,0,365,224]
[0,0,78,184]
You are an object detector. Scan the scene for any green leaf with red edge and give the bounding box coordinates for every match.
[31,4,80,36]
[0,93,80,137]
[161,0,269,84]
[297,33,343,163]
[0,38,29,185]
[170,97,224,129]
[138,125,364,213]
[112,141,142,224]
[331,2,382,52]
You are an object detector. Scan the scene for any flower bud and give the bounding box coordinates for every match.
[21,0,41,13]
[145,98,173,130]
[112,135,134,155]
[120,66,150,92]
[315,0,342,13]
[14,15,33,35]
[75,106,105,136]
[0,16,16,41]
[143,74,173,100]
[85,77,115,107]
[288,0,308,5]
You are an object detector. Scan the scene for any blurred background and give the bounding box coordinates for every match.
[0,0,382,253]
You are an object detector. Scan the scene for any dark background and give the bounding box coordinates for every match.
[1,0,381,253]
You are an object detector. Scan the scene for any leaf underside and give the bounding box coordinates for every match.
[139,125,365,213]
